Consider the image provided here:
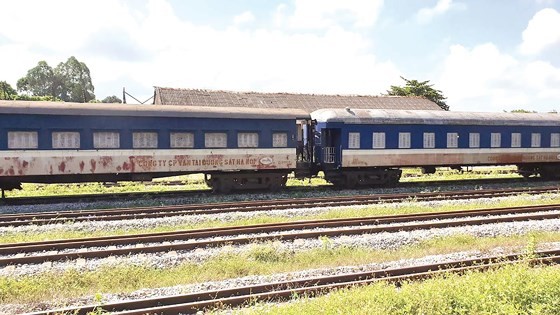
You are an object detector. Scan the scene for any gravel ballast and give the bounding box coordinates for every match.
[3,241,559,315]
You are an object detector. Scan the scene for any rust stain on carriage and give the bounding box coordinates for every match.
[100,156,113,168]
[79,161,85,172]
[58,162,66,173]
[90,160,97,173]
[0,168,3,175]
[121,157,135,172]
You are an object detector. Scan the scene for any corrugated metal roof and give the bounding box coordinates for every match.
[312,108,560,126]
[0,100,309,120]
[154,87,443,112]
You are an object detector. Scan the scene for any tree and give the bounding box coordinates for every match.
[55,56,95,102]
[16,61,60,98]
[16,56,95,103]
[101,95,122,103]
[0,81,17,100]
[386,76,449,111]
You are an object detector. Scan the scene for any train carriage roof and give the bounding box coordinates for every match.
[311,108,560,126]
[0,100,310,120]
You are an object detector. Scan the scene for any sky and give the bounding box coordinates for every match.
[0,0,559,112]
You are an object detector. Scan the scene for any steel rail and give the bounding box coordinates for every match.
[2,204,560,266]
[1,177,531,206]
[25,249,560,315]
[1,185,559,227]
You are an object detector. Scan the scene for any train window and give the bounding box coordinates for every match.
[272,133,288,147]
[511,133,521,148]
[551,133,560,147]
[447,133,458,148]
[170,132,194,148]
[238,132,259,148]
[491,133,501,148]
[398,132,411,149]
[531,133,541,148]
[469,133,480,148]
[52,132,80,149]
[8,131,38,149]
[133,132,158,149]
[423,133,435,148]
[372,132,385,149]
[93,132,120,149]
[205,132,227,148]
[348,132,360,149]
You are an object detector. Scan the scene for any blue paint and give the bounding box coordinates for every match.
[0,114,297,150]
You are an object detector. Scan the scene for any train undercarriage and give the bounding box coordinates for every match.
[517,163,560,180]
[205,171,289,193]
[324,168,402,189]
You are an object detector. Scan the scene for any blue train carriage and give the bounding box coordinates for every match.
[0,100,309,194]
[311,108,560,188]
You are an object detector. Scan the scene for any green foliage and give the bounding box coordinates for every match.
[509,109,537,113]
[240,264,560,315]
[17,56,95,103]
[16,61,59,97]
[56,56,95,102]
[3,232,560,307]
[101,95,122,103]
[0,81,17,100]
[386,76,449,111]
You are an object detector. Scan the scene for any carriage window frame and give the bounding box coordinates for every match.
[447,132,458,148]
[372,132,385,149]
[52,131,81,149]
[398,132,411,149]
[469,133,480,148]
[511,133,521,148]
[491,133,501,148]
[7,131,39,149]
[237,132,259,148]
[132,131,159,149]
[551,133,560,148]
[531,133,541,148]
[93,131,120,149]
[272,132,288,148]
[170,132,194,148]
[348,132,360,149]
[204,132,228,148]
[423,132,435,148]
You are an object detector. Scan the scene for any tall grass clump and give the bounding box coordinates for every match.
[237,263,560,315]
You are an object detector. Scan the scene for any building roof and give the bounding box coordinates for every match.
[311,108,560,126]
[0,100,309,120]
[153,87,443,112]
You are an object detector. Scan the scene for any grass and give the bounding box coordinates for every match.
[3,192,560,244]
[233,263,560,315]
[4,166,520,198]
[2,231,560,305]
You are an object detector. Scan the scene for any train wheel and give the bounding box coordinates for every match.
[344,175,357,189]
[212,178,232,193]
[268,175,284,192]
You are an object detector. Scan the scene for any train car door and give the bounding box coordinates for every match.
[321,128,341,169]
[297,119,317,163]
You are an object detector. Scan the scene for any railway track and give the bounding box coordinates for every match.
[2,203,560,267]
[26,248,560,315]
[0,177,533,206]
[1,185,559,227]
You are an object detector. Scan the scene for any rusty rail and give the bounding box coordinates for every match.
[25,249,560,315]
[1,185,559,227]
[1,177,533,206]
[2,204,560,266]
